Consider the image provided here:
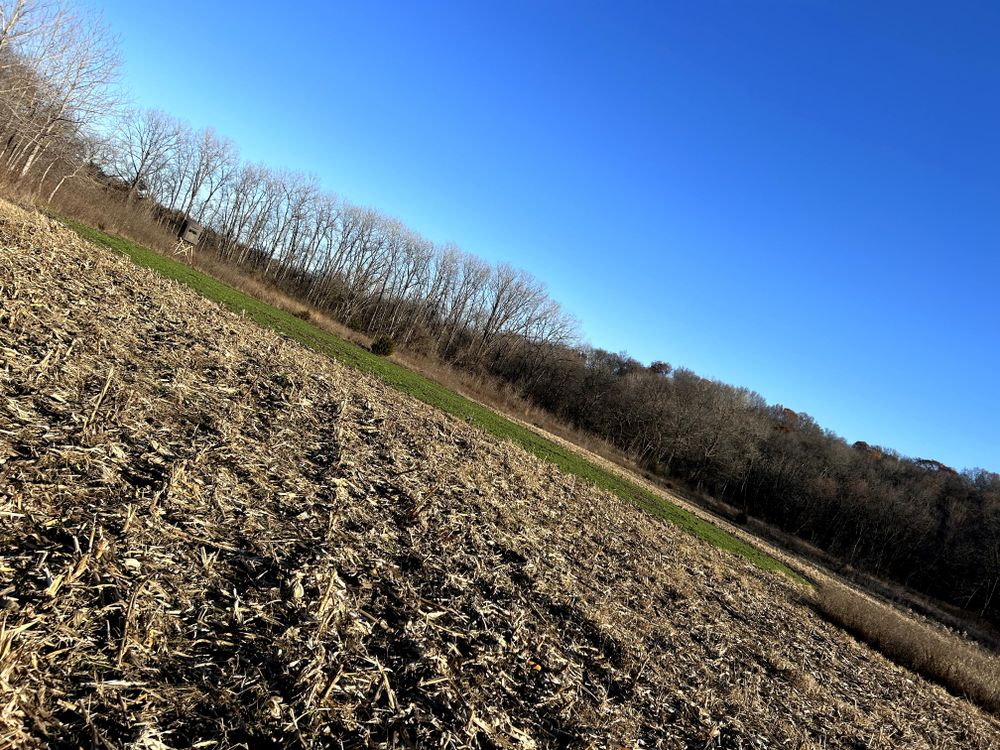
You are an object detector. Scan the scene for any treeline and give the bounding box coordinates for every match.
[2,1,998,627]
[494,349,1000,622]
[106,105,581,362]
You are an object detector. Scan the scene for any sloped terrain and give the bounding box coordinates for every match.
[1,201,998,749]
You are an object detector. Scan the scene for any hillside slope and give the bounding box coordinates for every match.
[1,202,997,748]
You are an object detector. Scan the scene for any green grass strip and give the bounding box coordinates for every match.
[64,218,806,584]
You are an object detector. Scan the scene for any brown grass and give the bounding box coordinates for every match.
[814,582,1000,715]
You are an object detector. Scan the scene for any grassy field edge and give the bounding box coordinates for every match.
[64,217,805,584]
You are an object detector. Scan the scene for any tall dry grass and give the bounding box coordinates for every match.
[815,582,1000,715]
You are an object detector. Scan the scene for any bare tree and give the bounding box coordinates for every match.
[11,8,119,178]
[109,108,181,202]
[0,1,118,192]
[180,126,238,219]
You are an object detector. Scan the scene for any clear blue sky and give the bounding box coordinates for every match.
[92,0,999,472]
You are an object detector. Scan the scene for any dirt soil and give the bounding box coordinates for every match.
[2,200,999,749]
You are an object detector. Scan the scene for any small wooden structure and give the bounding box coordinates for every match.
[179,219,203,246]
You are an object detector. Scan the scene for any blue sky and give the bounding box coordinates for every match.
[92,0,999,472]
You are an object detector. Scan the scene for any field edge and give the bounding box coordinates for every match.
[61,216,806,585]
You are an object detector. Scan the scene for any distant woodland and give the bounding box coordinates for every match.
[3,0,998,625]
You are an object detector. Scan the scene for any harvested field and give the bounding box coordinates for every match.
[1,200,998,748]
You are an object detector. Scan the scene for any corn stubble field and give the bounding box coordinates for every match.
[1,200,999,749]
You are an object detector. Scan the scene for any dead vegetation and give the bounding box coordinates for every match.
[2,199,1000,748]
[814,582,1000,715]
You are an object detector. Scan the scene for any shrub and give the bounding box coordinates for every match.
[371,335,394,356]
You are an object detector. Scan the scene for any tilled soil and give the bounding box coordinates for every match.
[2,201,998,749]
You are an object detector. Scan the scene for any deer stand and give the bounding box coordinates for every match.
[174,218,203,261]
